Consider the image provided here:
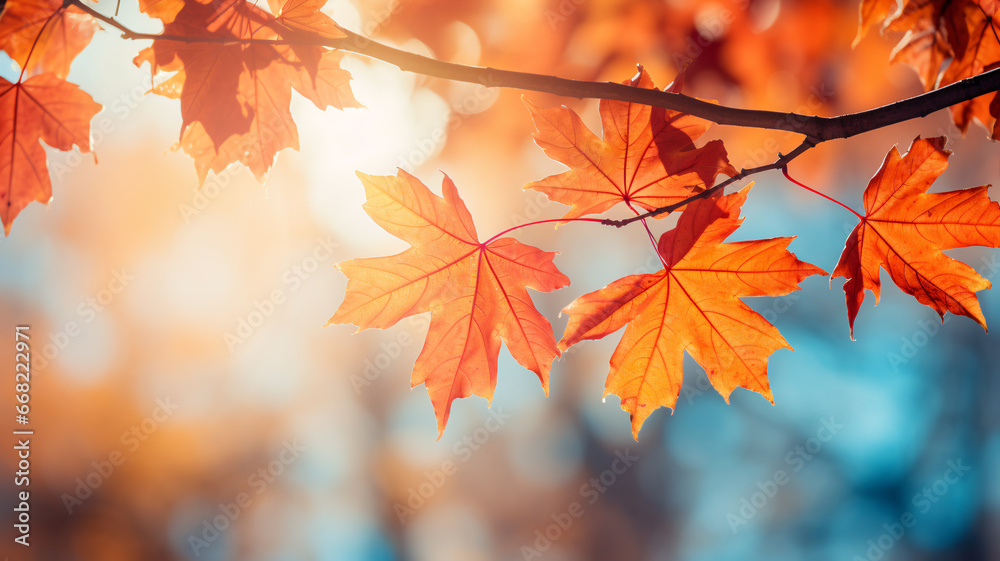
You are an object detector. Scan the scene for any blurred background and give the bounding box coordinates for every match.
[1,0,999,559]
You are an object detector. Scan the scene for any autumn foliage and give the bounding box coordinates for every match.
[2,0,1000,438]
[329,171,569,436]
[834,136,1000,338]
[559,186,825,438]
[523,70,735,220]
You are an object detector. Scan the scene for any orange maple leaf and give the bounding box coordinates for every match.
[329,170,569,436]
[884,0,971,88]
[174,56,294,183]
[288,50,358,110]
[266,0,346,39]
[0,73,101,235]
[0,0,98,79]
[134,0,358,182]
[138,0,185,23]
[833,136,1000,337]
[940,5,1000,136]
[559,186,825,439]
[134,0,277,147]
[523,69,736,220]
[854,0,898,46]
[873,0,1000,136]
[136,40,258,150]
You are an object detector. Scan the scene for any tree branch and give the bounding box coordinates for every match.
[602,138,818,227]
[329,26,1000,143]
[70,0,1000,144]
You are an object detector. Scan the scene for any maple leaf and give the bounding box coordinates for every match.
[289,50,359,111]
[833,136,1000,337]
[172,48,360,183]
[0,73,101,235]
[878,0,1000,134]
[940,11,1000,136]
[134,0,358,182]
[559,186,825,439]
[263,0,348,94]
[134,0,276,147]
[135,40,260,150]
[854,0,899,46]
[265,0,346,40]
[0,0,98,79]
[175,52,296,183]
[138,0,184,24]
[329,170,569,436]
[523,69,736,220]
[885,0,970,89]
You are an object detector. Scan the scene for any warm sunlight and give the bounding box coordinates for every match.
[1,0,999,559]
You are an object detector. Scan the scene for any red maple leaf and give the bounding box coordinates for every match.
[134,0,358,182]
[0,73,101,235]
[0,0,98,79]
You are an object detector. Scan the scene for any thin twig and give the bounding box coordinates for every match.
[602,139,817,227]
